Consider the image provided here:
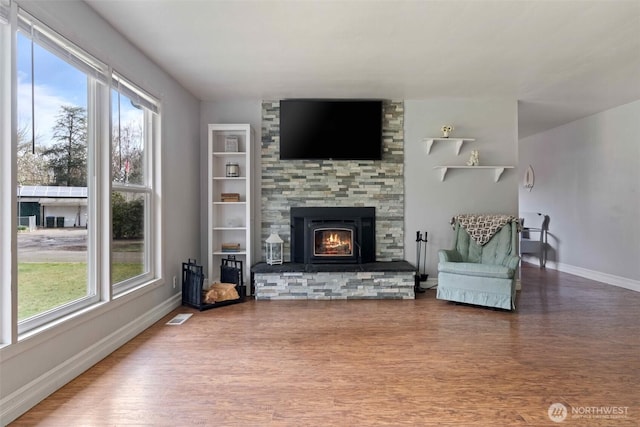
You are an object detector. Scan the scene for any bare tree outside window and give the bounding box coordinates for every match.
[112,119,143,185]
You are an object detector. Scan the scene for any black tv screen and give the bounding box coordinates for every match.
[279,99,383,160]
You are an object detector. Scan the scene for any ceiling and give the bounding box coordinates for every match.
[85,0,640,138]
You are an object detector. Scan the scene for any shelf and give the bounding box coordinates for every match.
[212,151,246,156]
[213,201,246,205]
[423,137,476,155]
[213,250,247,256]
[213,227,247,231]
[213,176,246,180]
[433,165,514,182]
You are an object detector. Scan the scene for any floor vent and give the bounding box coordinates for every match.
[166,313,193,325]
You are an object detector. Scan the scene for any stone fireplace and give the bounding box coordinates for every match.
[290,206,375,264]
[254,100,413,300]
[260,100,405,262]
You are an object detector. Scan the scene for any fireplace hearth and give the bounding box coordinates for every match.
[290,207,375,264]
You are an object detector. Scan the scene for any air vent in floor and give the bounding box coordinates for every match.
[166,313,193,325]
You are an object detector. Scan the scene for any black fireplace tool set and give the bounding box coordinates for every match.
[415,231,429,293]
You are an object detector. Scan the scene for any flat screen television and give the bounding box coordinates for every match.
[279,99,383,160]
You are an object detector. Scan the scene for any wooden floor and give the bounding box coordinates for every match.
[11,264,640,426]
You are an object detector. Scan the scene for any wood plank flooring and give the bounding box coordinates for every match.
[11,264,640,426]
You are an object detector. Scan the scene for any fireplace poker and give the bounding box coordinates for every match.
[422,232,428,277]
[415,231,428,293]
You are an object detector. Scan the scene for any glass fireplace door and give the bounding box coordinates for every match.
[314,228,354,257]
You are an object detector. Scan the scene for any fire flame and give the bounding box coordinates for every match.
[318,231,352,255]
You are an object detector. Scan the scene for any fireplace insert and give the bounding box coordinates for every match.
[290,207,375,264]
[314,227,353,257]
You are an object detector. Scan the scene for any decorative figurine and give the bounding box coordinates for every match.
[466,150,479,166]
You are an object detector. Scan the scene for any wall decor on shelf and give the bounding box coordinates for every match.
[225,135,239,152]
[466,150,479,166]
[225,162,240,177]
[441,125,454,138]
[523,165,535,191]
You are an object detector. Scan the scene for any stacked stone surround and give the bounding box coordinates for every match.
[261,100,405,262]
[259,100,408,300]
[254,270,415,300]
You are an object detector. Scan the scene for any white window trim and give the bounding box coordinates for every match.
[110,80,160,295]
[16,70,104,335]
[0,0,16,346]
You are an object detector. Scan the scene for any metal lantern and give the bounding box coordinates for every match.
[265,233,284,265]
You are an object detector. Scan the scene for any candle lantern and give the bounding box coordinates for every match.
[265,233,284,265]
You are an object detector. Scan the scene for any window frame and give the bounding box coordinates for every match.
[110,75,160,295]
[15,13,105,334]
[3,7,163,338]
[0,0,15,346]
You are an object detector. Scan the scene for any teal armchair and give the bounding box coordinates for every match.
[437,218,520,310]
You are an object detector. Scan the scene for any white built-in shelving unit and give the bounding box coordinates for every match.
[208,124,252,293]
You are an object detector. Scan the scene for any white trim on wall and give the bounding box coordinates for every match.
[522,255,640,293]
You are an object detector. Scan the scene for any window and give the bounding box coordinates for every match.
[1,8,162,337]
[110,75,158,294]
[16,13,102,332]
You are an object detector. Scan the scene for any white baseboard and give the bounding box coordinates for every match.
[522,256,640,293]
[0,294,182,425]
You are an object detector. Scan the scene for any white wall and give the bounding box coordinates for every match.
[404,99,520,280]
[1,1,201,423]
[519,100,640,287]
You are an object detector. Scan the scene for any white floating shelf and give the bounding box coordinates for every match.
[423,137,476,155]
[433,166,514,182]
